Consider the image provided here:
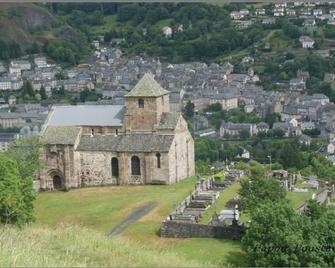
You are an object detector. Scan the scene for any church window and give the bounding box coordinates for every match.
[111,157,119,177]
[115,129,118,135]
[161,96,164,105]
[156,153,161,168]
[138,99,144,108]
[131,156,141,175]
[91,129,94,136]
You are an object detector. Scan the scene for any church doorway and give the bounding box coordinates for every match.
[53,175,63,190]
[111,157,119,183]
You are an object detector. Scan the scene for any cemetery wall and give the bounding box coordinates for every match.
[160,220,244,240]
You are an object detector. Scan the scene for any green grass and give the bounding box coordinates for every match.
[154,18,173,30]
[287,189,315,209]
[200,181,241,224]
[33,177,246,267]
[0,225,210,267]
[90,15,122,36]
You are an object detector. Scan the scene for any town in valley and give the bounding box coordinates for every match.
[1,2,335,267]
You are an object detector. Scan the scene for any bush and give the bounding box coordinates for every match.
[0,154,35,225]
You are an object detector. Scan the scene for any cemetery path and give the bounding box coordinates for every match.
[107,202,157,237]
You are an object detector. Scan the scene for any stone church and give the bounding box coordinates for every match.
[39,73,195,190]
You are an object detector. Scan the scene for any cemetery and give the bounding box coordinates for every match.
[160,171,244,239]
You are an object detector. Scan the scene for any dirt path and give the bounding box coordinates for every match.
[107,202,156,237]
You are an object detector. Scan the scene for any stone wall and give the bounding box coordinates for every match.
[160,220,244,240]
[297,187,333,213]
[124,95,169,132]
[168,117,195,183]
[39,144,77,190]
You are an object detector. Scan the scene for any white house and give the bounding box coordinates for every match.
[230,11,244,20]
[274,7,285,16]
[299,36,315,48]
[239,9,250,16]
[0,77,11,90]
[327,142,335,155]
[9,65,21,76]
[254,8,266,15]
[286,9,296,16]
[34,57,47,68]
[313,9,323,16]
[11,78,23,90]
[10,60,31,71]
[162,26,172,38]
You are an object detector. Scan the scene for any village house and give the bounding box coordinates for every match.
[290,77,306,91]
[0,133,19,151]
[195,128,217,138]
[10,60,31,71]
[230,11,244,20]
[220,122,255,138]
[0,77,11,90]
[254,8,266,15]
[208,92,238,110]
[34,57,48,68]
[162,26,173,38]
[313,9,323,16]
[274,7,285,16]
[286,9,296,16]
[39,73,195,190]
[303,18,316,27]
[299,36,315,48]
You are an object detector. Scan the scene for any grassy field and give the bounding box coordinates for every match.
[32,177,245,267]
[1,175,317,267]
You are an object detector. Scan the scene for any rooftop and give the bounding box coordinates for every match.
[46,105,125,127]
[125,73,169,97]
[77,134,174,152]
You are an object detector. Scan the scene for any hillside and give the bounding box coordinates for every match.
[0,225,207,267]
[0,3,83,49]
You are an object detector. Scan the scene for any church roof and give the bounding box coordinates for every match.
[42,126,80,145]
[157,112,181,130]
[76,134,174,152]
[46,105,125,127]
[125,73,169,97]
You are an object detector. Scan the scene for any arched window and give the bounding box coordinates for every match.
[138,98,144,108]
[111,157,119,177]
[156,153,161,168]
[131,156,141,175]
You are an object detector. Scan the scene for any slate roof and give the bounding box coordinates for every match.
[77,134,174,152]
[46,105,125,127]
[125,73,169,97]
[42,126,80,145]
[157,112,180,130]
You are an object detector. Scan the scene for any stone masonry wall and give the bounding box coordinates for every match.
[160,220,244,240]
[169,117,195,183]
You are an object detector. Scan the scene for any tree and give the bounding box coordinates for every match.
[5,135,42,180]
[302,128,320,137]
[239,175,286,210]
[243,200,335,267]
[22,80,34,97]
[183,100,195,119]
[242,201,305,267]
[239,129,250,139]
[40,85,47,100]
[0,154,35,225]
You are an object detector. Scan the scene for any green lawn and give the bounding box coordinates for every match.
[200,181,241,224]
[287,189,315,209]
[34,177,246,267]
